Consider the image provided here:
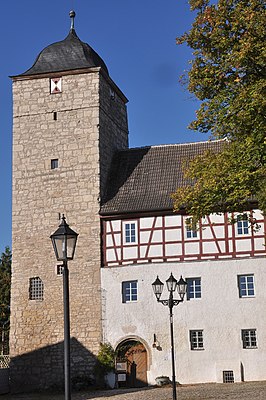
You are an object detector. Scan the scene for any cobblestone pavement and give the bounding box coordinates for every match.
[1,382,266,400]
[0,381,266,400]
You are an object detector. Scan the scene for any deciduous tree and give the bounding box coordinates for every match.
[173,0,266,221]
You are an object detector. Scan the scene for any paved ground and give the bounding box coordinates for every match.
[1,381,266,400]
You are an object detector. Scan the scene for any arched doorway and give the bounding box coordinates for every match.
[116,339,148,388]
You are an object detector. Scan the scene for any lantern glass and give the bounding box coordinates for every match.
[166,273,177,293]
[152,276,164,301]
[50,215,78,262]
[177,276,187,300]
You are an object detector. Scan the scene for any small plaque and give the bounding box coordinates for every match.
[116,362,127,371]
[117,373,126,382]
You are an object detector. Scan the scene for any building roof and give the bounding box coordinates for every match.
[100,140,226,215]
[16,13,108,77]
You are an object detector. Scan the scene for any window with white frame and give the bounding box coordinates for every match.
[237,214,249,235]
[185,220,197,238]
[123,221,137,244]
[242,329,257,349]
[190,330,204,350]
[187,278,201,300]
[29,277,44,300]
[238,274,255,298]
[122,280,138,303]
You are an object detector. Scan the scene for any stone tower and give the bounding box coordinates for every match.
[10,12,128,391]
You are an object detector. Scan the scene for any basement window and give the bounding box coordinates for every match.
[223,371,234,383]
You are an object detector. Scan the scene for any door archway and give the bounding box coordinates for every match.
[116,339,148,388]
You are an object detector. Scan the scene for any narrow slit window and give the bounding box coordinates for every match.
[51,159,59,169]
[53,112,57,121]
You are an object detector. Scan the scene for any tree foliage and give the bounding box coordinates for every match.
[0,247,11,324]
[96,342,115,373]
[174,0,266,220]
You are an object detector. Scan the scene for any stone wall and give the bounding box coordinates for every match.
[10,69,128,391]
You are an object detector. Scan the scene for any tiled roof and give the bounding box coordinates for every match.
[100,140,226,215]
[16,29,108,77]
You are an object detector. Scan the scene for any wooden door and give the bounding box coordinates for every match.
[125,343,147,387]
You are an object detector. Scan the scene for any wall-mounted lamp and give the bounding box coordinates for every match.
[152,333,162,351]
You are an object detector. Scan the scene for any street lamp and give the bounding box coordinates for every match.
[50,215,78,400]
[152,273,187,400]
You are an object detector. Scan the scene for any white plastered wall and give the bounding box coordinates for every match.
[101,257,266,384]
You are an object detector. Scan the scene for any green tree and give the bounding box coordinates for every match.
[0,247,12,325]
[173,0,266,221]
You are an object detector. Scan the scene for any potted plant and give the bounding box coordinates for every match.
[95,342,116,389]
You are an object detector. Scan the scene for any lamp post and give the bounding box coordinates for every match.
[50,215,78,400]
[152,273,187,400]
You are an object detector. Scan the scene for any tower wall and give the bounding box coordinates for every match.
[10,69,128,391]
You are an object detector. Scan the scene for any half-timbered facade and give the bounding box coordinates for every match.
[103,211,265,267]
[100,142,266,386]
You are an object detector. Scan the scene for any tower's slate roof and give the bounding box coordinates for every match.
[100,140,226,215]
[19,28,108,77]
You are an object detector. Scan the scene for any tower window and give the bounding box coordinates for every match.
[51,159,59,169]
[29,277,44,301]
[53,112,57,121]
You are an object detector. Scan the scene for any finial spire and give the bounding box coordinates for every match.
[69,10,76,30]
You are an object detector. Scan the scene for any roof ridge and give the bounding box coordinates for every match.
[118,138,227,153]
[150,138,227,148]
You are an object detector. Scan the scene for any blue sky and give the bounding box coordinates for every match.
[0,0,209,252]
